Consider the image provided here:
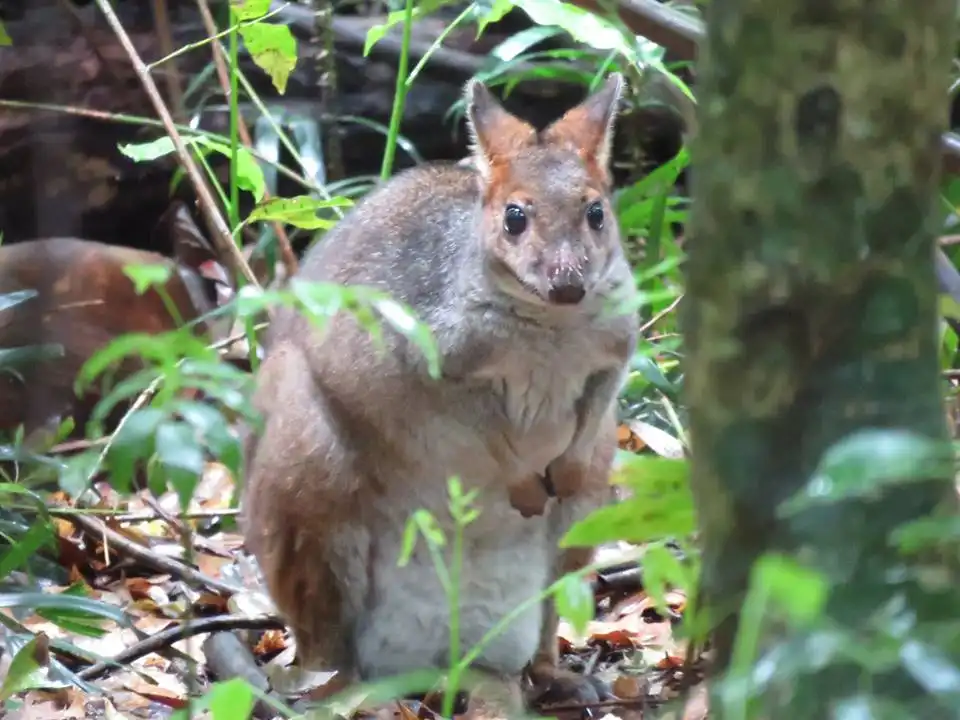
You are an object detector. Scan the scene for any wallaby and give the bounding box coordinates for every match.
[0,202,233,442]
[242,74,639,714]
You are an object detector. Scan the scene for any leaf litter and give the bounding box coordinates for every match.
[1,428,707,720]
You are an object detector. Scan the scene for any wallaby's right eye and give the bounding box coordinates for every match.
[503,204,527,236]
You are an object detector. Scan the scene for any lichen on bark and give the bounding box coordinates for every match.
[685,0,960,714]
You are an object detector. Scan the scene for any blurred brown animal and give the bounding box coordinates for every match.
[0,204,232,443]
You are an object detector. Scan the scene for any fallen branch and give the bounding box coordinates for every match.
[63,509,237,596]
[77,613,284,681]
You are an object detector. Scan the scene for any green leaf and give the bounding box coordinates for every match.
[372,297,440,379]
[198,140,267,202]
[0,344,65,372]
[0,634,50,702]
[413,509,446,549]
[630,355,675,394]
[641,544,693,612]
[0,593,129,625]
[831,695,915,720]
[476,0,514,37]
[175,401,243,481]
[511,0,632,56]
[892,514,960,554]
[247,195,352,229]
[751,554,827,627]
[106,408,166,492]
[779,429,955,516]
[118,136,266,202]
[364,0,455,55]
[554,573,594,636]
[57,451,102,498]
[230,0,270,21]
[34,583,109,638]
[155,421,205,509]
[238,22,298,95]
[0,20,12,46]
[398,514,420,567]
[209,677,256,720]
[0,519,55,581]
[122,263,172,295]
[561,456,695,546]
[118,135,193,162]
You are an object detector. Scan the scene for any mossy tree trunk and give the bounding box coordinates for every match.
[685,1,960,715]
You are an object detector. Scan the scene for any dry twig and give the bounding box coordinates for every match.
[93,0,258,287]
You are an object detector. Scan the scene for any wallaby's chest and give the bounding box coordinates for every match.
[467,321,617,467]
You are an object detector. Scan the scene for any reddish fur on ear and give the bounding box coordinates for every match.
[464,79,537,183]
[543,73,624,183]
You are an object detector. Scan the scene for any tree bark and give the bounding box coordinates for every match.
[685,1,959,715]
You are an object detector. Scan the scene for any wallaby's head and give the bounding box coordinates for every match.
[465,73,624,308]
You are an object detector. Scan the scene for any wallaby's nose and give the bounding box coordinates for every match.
[547,276,586,304]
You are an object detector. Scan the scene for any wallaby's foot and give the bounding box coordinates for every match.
[526,666,615,710]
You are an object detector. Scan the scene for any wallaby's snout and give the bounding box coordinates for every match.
[545,242,587,305]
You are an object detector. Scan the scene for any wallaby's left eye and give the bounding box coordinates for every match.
[586,201,604,231]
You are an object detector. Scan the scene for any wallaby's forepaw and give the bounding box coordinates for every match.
[544,456,589,499]
[508,473,553,518]
[526,667,615,709]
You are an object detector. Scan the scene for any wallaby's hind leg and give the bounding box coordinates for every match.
[242,341,363,680]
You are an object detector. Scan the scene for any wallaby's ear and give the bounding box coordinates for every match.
[544,73,624,175]
[464,79,536,182]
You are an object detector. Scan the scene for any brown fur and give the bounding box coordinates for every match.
[242,74,637,713]
[0,233,225,440]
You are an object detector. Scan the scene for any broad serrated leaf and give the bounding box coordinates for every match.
[247,195,351,229]
[238,22,298,95]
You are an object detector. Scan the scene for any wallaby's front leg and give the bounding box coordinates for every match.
[527,427,619,707]
[547,367,627,498]
[526,546,615,708]
[242,342,361,688]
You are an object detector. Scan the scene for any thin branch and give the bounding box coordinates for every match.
[93,0,258,287]
[639,293,683,334]
[76,613,284,681]
[63,509,237,596]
